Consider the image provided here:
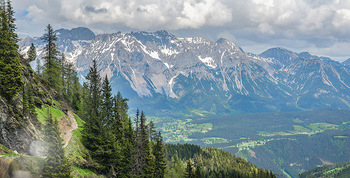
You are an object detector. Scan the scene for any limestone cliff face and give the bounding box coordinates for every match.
[0,97,39,154]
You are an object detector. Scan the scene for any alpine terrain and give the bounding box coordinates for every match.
[19,27,350,117]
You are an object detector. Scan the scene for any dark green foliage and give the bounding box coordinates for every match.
[153,132,166,178]
[194,165,201,178]
[42,109,71,177]
[81,59,105,172]
[36,56,41,74]
[300,161,350,178]
[27,43,36,63]
[185,158,194,178]
[5,0,16,42]
[165,143,276,178]
[101,75,113,126]
[60,53,81,111]
[41,24,62,91]
[0,1,23,101]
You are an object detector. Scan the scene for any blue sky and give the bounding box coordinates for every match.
[13,0,350,62]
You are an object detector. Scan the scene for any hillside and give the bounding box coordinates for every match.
[0,63,276,177]
[300,161,350,178]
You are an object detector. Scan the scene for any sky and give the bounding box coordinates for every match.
[13,0,350,62]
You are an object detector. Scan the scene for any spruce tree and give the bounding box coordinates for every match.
[101,75,113,125]
[81,59,104,171]
[153,131,166,178]
[27,43,37,63]
[71,76,81,111]
[42,108,71,177]
[133,109,142,176]
[36,56,41,74]
[41,24,62,91]
[194,165,201,178]
[0,1,23,100]
[140,111,155,177]
[5,0,16,42]
[185,158,194,178]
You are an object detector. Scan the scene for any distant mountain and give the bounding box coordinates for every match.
[343,58,350,68]
[19,27,350,116]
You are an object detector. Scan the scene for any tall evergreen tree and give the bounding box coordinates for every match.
[81,59,104,171]
[133,109,142,176]
[185,158,194,178]
[27,43,37,63]
[101,75,113,125]
[71,76,81,111]
[36,56,41,74]
[153,131,167,178]
[194,165,201,178]
[41,24,62,91]
[42,108,71,177]
[140,111,155,177]
[0,1,23,100]
[60,53,67,96]
[5,0,16,42]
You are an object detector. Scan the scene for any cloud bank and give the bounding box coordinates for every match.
[14,0,350,61]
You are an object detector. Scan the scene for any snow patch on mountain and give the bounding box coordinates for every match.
[198,56,217,69]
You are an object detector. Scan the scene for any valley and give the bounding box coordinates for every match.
[155,109,350,177]
[17,27,350,177]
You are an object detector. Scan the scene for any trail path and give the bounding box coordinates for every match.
[60,111,78,148]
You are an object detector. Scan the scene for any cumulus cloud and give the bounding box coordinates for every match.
[19,0,231,30]
[13,0,350,60]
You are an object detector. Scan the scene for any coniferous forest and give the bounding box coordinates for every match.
[0,1,279,177]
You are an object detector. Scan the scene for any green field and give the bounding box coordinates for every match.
[157,109,350,178]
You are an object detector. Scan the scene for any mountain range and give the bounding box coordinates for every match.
[18,27,350,116]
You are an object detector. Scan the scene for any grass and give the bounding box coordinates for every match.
[0,144,14,155]
[71,166,102,177]
[201,137,229,144]
[258,122,349,137]
[160,118,213,143]
[228,139,271,151]
[36,105,66,124]
[64,114,89,166]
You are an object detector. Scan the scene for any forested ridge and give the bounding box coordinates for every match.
[0,1,276,177]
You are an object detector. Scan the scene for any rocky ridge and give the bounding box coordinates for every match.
[19,27,350,115]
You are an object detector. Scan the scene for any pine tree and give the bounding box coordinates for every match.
[0,1,23,100]
[27,43,37,63]
[5,0,16,42]
[122,116,135,177]
[71,76,81,111]
[36,56,41,74]
[60,53,67,96]
[81,59,104,171]
[194,165,201,178]
[101,75,113,125]
[133,109,142,176]
[41,24,62,91]
[42,108,71,177]
[185,158,194,178]
[149,120,157,142]
[140,111,155,177]
[153,131,166,178]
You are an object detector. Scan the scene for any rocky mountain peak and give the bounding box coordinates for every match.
[56,27,95,41]
[129,30,176,47]
[343,58,350,68]
[18,27,350,115]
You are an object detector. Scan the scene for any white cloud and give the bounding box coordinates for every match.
[13,0,350,60]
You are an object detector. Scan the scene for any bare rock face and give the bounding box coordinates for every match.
[0,98,39,155]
